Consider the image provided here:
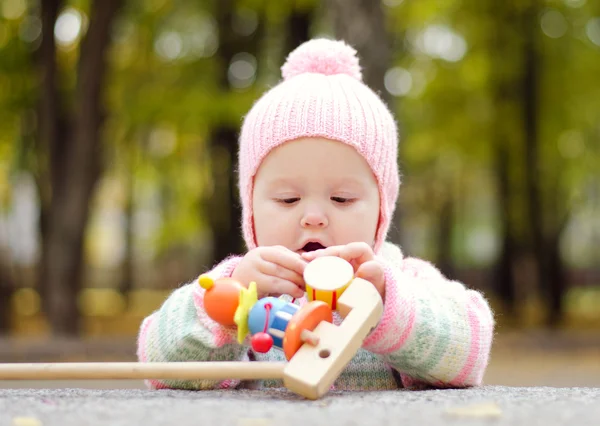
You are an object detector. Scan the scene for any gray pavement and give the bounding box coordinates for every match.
[0,386,599,426]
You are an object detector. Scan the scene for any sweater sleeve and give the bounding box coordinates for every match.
[362,251,495,389]
[136,255,249,390]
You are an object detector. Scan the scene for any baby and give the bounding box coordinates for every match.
[137,38,495,391]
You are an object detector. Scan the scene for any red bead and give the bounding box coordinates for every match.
[251,332,273,353]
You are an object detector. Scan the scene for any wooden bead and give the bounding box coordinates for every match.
[198,276,244,326]
[283,301,332,361]
[304,256,354,309]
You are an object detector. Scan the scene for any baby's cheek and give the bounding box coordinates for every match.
[255,210,295,246]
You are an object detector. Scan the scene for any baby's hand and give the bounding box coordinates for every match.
[232,246,307,299]
[301,242,386,301]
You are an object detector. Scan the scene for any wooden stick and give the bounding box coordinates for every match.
[0,362,285,381]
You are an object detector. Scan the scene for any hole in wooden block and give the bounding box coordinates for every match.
[318,349,331,359]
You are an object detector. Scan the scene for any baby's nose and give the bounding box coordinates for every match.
[301,212,328,228]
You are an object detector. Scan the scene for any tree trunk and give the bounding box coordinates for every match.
[546,230,566,326]
[324,0,403,246]
[286,7,311,53]
[36,0,63,313]
[325,0,391,102]
[206,0,266,263]
[207,126,245,263]
[119,144,135,308]
[488,0,519,318]
[437,194,455,279]
[521,1,552,325]
[0,259,13,332]
[38,0,122,335]
[493,142,517,317]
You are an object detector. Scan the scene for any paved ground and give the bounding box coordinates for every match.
[2,330,600,388]
[0,386,598,426]
[0,331,599,425]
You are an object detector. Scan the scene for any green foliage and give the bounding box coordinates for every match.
[384,0,599,267]
[2,0,599,281]
[0,4,38,212]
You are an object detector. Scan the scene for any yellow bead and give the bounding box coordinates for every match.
[198,275,214,290]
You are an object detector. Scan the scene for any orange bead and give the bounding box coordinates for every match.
[200,277,244,326]
[283,301,332,361]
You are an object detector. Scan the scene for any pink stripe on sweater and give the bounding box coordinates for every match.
[450,299,480,386]
[468,293,493,384]
[385,297,416,354]
[218,379,238,389]
[363,265,416,353]
[136,315,168,390]
[136,315,154,363]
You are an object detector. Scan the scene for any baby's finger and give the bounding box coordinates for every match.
[301,245,344,260]
[356,260,385,297]
[262,248,307,276]
[339,242,375,265]
[258,260,306,288]
[260,274,305,299]
[303,242,374,267]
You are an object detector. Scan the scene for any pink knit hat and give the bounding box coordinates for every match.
[238,38,400,254]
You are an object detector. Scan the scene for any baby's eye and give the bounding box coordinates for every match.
[331,196,355,204]
[278,197,300,204]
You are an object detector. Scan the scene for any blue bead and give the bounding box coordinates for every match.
[268,303,300,348]
[248,297,287,335]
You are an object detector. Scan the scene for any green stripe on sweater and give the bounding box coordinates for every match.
[413,296,453,374]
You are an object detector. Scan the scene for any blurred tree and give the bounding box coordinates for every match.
[205,0,315,265]
[285,0,311,53]
[520,0,558,325]
[205,0,264,263]
[36,0,123,335]
[0,259,13,331]
[487,0,522,319]
[1,0,598,335]
[0,4,35,332]
[324,0,404,246]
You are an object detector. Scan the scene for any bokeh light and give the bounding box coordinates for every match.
[2,0,26,20]
[541,9,569,39]
[414,24,467,62]
[54,7,85,47]
[228,52,257,89]
[586,17,600,47]
[384,67,413,97]
[18,15,41,43]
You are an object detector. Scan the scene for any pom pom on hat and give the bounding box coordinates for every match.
[281,38,363,81]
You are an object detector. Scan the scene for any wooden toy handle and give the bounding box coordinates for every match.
[282,277,384,400]
[0,361,285,381]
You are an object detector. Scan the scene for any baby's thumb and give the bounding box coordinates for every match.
[356,261,384,293]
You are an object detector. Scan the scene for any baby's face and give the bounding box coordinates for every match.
[252,137,380,254]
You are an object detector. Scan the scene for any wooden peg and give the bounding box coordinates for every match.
[300,329,320,346]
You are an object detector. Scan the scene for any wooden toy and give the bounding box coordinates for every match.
[0,256,383,400]
[198,276,244,326]
[304,255,354,309]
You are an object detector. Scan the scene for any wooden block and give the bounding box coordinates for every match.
[282,277,383,400]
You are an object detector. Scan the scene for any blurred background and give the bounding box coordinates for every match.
[0,0,598,388]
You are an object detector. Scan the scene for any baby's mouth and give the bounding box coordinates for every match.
[301,242,326,252]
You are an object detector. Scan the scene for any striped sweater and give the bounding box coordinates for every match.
[136,242,495,390]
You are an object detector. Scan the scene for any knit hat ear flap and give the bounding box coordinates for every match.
[238,38,400,253]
